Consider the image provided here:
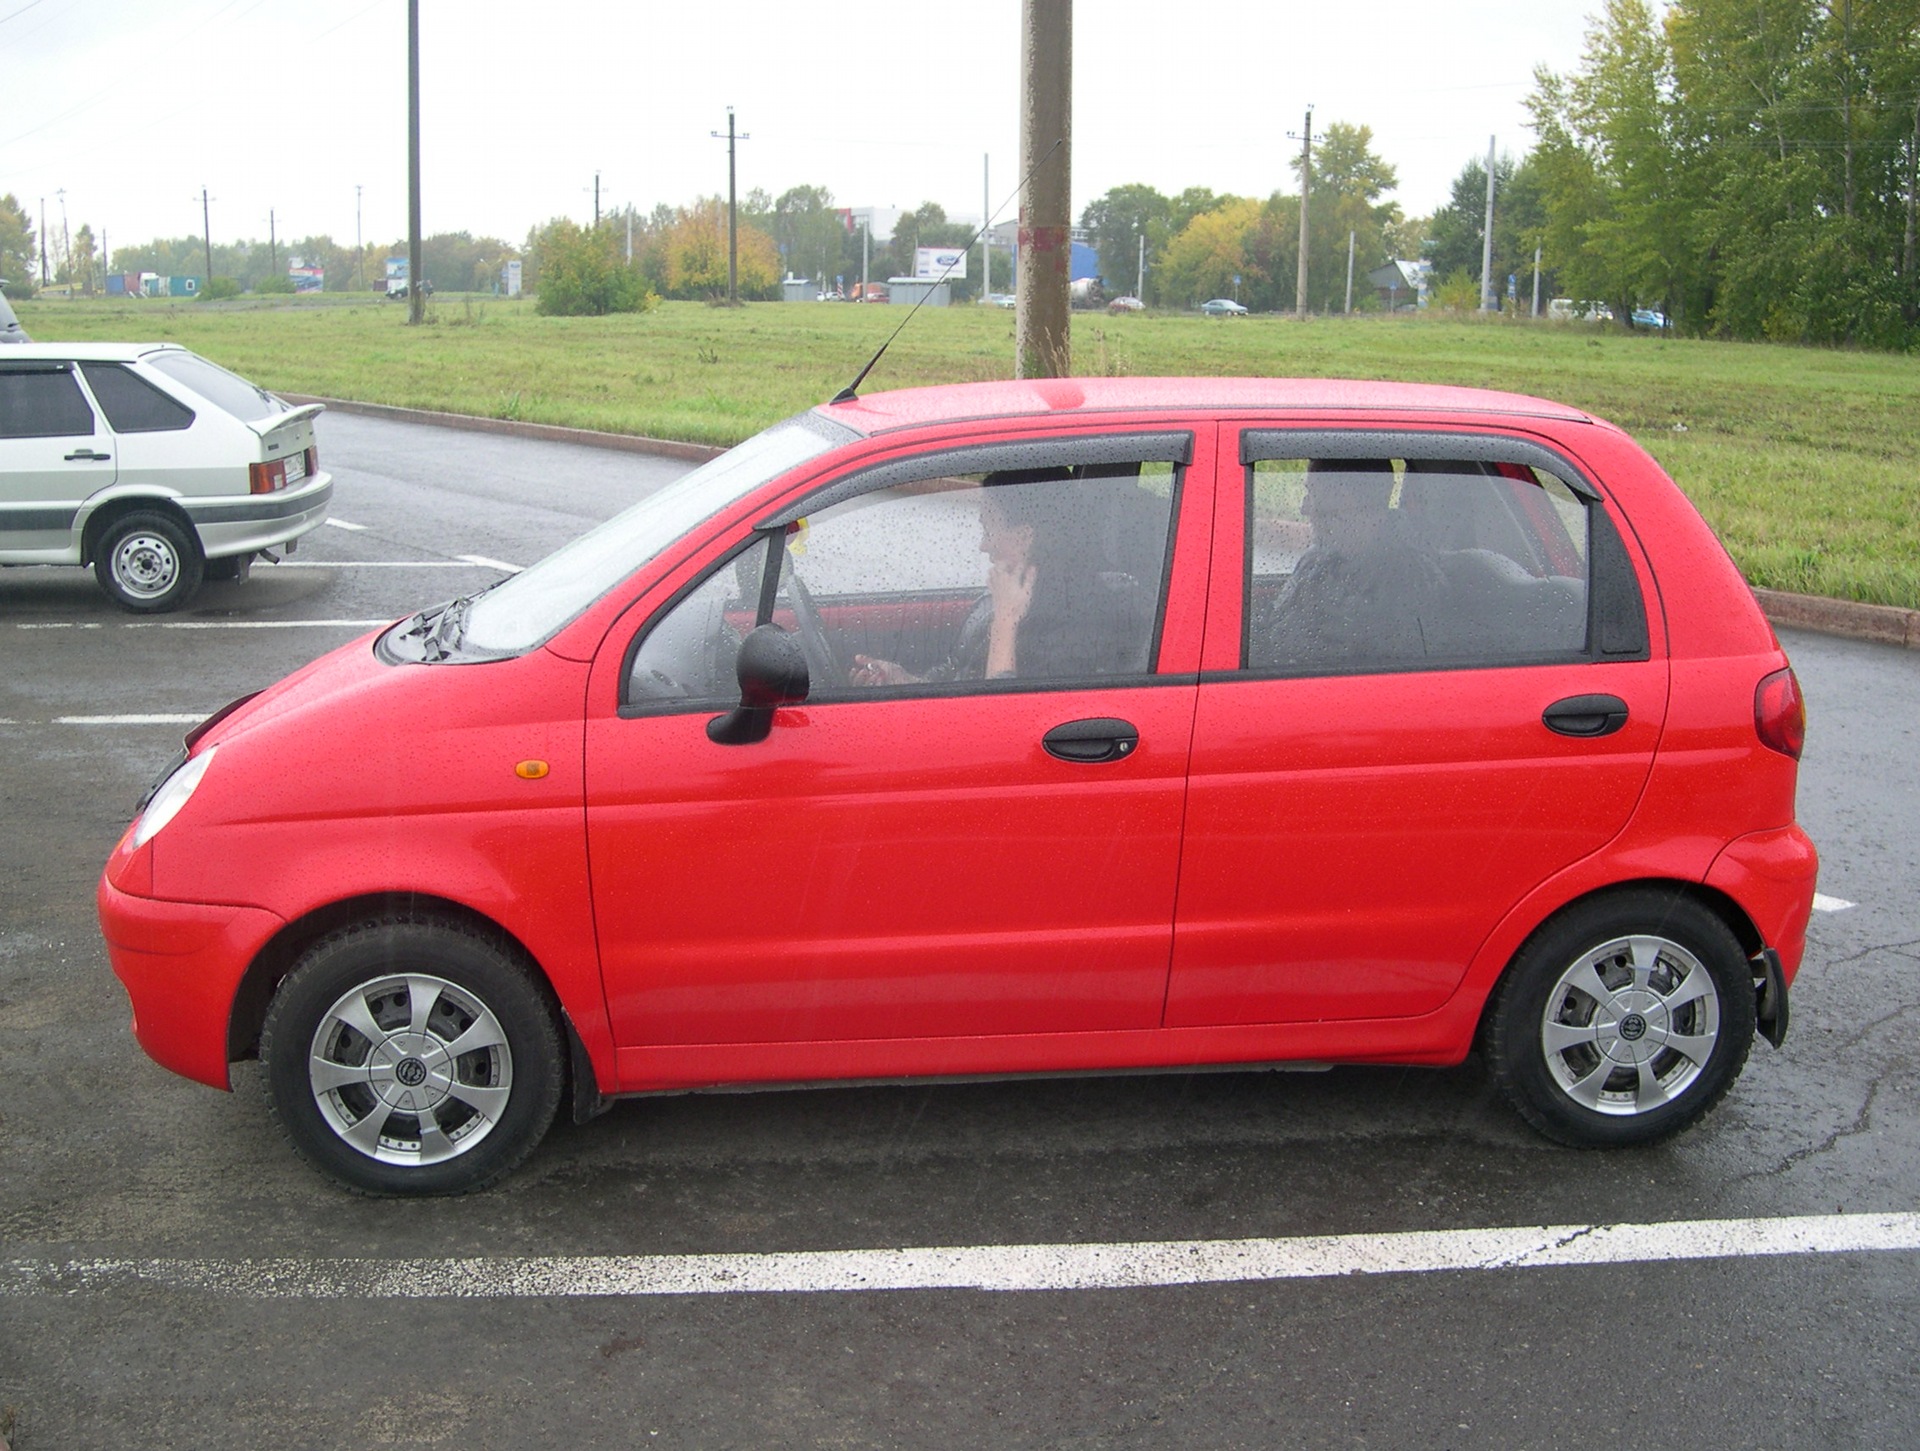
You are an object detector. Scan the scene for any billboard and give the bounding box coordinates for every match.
[913,246,968,281]
[290,266,324,293]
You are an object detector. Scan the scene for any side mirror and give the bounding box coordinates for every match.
[706,624,810,745]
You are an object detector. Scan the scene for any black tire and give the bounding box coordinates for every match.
[1487,889,1756,1147]
[261,917,565,1196]
[93,510,204,613]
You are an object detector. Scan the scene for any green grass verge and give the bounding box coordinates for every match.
[19,294,1920,609]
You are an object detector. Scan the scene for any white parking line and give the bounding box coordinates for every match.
[324,518,368,531]
[1813,893,1856,913]
[6,1212,1916,1300]
[123,620,392,629]
[274,560,505,569]
[54,714,204,725]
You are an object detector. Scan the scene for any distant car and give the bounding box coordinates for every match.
[1632,308,1670,330]
[1200,298,1248,317]
[99,376,1814,1194]
[0,343,331,611]
[0,286,27,343]
[1108,296,1146,314]
[987,293,1016,309]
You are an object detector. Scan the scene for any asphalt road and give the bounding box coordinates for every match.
[1,413,1916,1450]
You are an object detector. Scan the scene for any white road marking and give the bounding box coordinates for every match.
[1813,893,1856,913]
[54,714,204,726]
[123,620,392,629]
[324,518,368,530]
[6,1212,1916,1300]
[274,560,504,569]
[13,622,104,629]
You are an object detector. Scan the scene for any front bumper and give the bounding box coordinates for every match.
[97,867,284,1090]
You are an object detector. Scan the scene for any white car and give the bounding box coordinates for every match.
[0,343,331,611]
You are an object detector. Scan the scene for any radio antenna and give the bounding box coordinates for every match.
[830,137,1064,406]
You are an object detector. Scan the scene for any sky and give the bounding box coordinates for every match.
[2,0,1599,265]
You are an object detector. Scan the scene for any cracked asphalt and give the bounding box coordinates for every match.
[0,414,1915,1449]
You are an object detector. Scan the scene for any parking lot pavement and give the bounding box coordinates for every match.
[1,418,1917,1449]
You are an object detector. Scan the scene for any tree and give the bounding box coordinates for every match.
[1156,197,1261,307]
[1426,153,1553,308]
[69,224,98,295]
[1,195,37,295]
[658,199,780,300]
[1080,184,1173,300]
[529,219,651,315]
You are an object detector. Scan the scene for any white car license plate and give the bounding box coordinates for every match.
[283,452,306,486]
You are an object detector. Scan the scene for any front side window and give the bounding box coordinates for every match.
[629,458,1179,709]
[0,365,96,438]
[1246,454,1591,674]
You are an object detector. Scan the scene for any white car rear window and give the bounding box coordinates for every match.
[144,350,286,423]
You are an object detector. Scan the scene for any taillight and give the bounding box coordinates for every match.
[1755,667,1806,759]
[249,458,288,494]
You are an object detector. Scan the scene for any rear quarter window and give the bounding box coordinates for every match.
[81,362,196,433]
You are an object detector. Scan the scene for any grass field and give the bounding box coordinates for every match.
[17,293,1920,608]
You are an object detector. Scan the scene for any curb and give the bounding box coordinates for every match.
[1751,588,1919,651]
[281,395,727,466]
[293,396,1918,653]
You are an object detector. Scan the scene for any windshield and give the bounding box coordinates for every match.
[144,349,286,422]
[460,412,852,655]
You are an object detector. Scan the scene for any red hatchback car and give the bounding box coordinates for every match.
[99,378,1816,1195]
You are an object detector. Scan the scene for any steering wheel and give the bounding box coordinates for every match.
[780,550,849,687]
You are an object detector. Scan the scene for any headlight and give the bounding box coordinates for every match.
[133,746,217,848]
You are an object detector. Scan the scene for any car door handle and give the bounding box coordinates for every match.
[1542,694,1629,737]
[65,448,111,462]
[1042,717,1140,763]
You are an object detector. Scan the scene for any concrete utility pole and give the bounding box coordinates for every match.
[1345,230,1355,314]
[1137,231,1145,301]
[711,108,750,304]
[594,172,601,229]
[1479,135,1496,312]
[355,184,364,291]
[1015,0,1071,379]
[38,198,47,286]
[981,154,991,301]
[1531,245,1542,317]
[407,0,424,325]
[201,188,213,286]
[267,209,277,276]
[1295,107,1312,318]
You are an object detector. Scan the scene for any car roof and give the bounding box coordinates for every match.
[819,376,1597,436]
[0,341,186,363]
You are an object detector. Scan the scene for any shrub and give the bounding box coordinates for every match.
[199,277,243,301]
[532,220,651,317]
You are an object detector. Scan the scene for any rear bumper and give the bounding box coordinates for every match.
[1705,823,1819,983]
[185,474,332,559]
[96,871,284,1090]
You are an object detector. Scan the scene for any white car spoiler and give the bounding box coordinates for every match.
[248,400,327,446]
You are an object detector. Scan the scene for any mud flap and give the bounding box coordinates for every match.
[1754,948,1790,1049]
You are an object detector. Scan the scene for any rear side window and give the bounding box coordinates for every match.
[0,366,97,438]
[1245,454,1593,674]
[81,363,196,433]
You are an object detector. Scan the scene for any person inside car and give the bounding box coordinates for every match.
[1252,457,1449,670]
